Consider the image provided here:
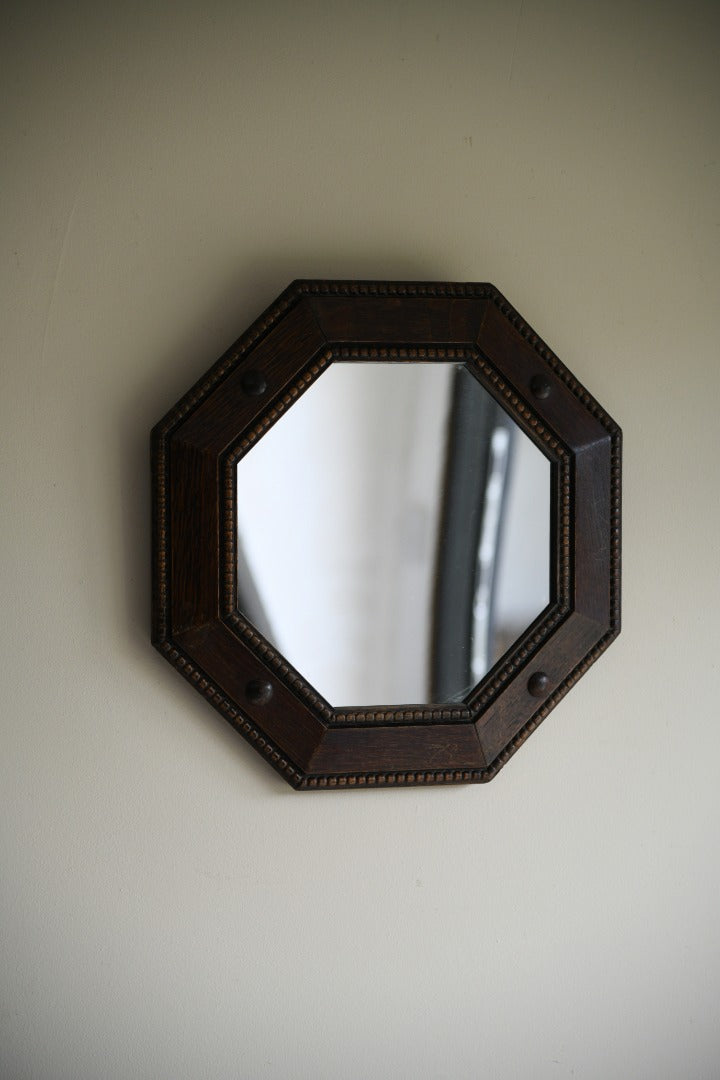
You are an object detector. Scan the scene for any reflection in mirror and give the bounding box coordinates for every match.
[235,363,551,707]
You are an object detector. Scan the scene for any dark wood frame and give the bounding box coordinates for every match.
[151,281,621,790]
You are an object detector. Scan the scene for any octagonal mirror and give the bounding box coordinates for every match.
[235,362,551,708]
[152,281,621,789]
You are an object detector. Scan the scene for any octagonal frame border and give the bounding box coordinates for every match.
[151,280,621,790]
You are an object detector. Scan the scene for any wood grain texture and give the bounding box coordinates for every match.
[151,281,621,790]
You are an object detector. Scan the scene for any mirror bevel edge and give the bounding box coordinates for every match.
[225,346,565,726]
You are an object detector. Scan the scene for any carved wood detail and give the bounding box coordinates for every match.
[151,281,621,789]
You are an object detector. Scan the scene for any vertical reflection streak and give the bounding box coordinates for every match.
[471,425,512,683]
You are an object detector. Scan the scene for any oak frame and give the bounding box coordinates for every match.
[151,281,621,789]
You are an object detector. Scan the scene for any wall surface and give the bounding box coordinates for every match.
[2,3,719,1078]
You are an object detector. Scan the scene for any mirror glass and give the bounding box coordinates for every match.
[235,363,551,707]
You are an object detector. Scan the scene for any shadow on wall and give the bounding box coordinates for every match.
[118,252,444,787]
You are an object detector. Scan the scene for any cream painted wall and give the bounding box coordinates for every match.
[2,3,719,1078]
